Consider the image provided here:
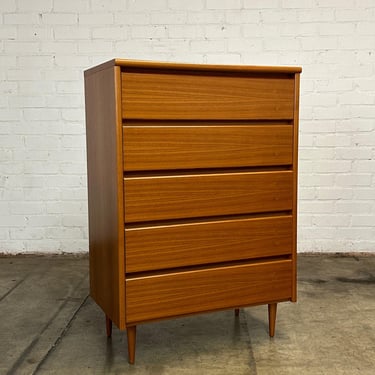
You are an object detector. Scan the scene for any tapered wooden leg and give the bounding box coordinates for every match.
[105,315,112,338]
[234,308,240,316]
[127,326,137,364]
[268,303,277,337]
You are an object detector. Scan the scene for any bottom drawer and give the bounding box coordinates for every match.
[126,259,292,323]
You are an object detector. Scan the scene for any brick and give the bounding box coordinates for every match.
[4,13,40,24]
[168,25,204,38]
[41,13,78,25]
[53,0,89,12]
[0,229,9,240]
[169,0,204,10]
[54,26,91,40]
[151,12,187,24]
[59,239,88,252]
[227,38,262,53]
[25,240,61,252]
[26,215,61,227]
[62,215,87,227]
[190,40,226,53]
[353,160,375,173]
[261,9,298,23]
[317,188,353,200]
[281,0,314,8]
[299,9,335,22]
[78,41,113,53]
[300,36,338,51]
[46,227,82,239]
[0,241,26,253]
[60,163,86,175]
[316,0,355,6]
[131,25,167,39]
[79,13,114,25]
[207,0,242,9]
[206,54,241,64]
[204,24,241,38]
[335,147,372,160]
[18,0,52,11]
[24,161,60,174]
[23,109,60,121]
[9,96,46,108]
[336,228,374,241]
[61,135,86,148]
[114,12,150,25]
[313,160,351,173]
[243,24,279,37]
[189,11,225,23]
[335,9,373,22]
[46,202,83,214]
[299,201,334,213]
[4,41,40,53]
[10,227,45,240]
[92,26,128,39]
[351,216,375,227]
[25,135,61,149]
[1,0,16,11]
[0,27,17,40]
[40,41,78,53]
[357,22,375,35]
[264,37,300,51]
[353,189,375,200]
[128,0,167,11]
[318,23,356,36]
[61,109,85,121]
[244,0,279,8]
[336,174,372,186]
[10,202,44,215]
[299,174,335,187]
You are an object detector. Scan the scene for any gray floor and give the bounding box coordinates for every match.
[1,255,374,375]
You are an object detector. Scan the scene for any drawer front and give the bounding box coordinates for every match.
[123,125,293,171]
[125,215,292,273]
[124,171,293,223]
[126,259,292,323]
[122,72,295,120]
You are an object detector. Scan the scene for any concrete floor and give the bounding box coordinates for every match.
[1,255,374,375]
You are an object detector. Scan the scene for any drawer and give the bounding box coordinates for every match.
[122,72,295,120]
[123,124,293,171]
[124,171,293,222]
[126,259,292,323]
[125,215,292,273]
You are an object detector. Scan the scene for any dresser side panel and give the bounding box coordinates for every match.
[291,73,301,302]
[85,66,125,329]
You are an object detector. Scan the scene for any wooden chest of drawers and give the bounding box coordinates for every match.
[84,59,301,364]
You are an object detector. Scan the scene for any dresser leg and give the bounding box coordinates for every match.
[105,315,112,338]
[127,326,137,364]
[234,308,240,316]
[268,303,277,337]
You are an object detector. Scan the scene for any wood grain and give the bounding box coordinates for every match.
[85,66,126,329]
[123,124,293,171]
[122,72,295,120]
[124,171,293,222]
[126,259,292,323]
[85,58,301,76]
[291,73,301,302]
[125,215,293,272]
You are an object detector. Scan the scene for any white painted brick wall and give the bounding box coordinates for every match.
[1,0,374,254]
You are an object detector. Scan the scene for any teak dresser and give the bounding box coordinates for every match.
[84,59,301,364]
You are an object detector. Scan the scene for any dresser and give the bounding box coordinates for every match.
[84,59,301,364]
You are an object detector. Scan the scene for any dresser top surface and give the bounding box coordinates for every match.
[84,58,302,76]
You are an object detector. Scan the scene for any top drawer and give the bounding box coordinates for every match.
[121,72,295,120]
